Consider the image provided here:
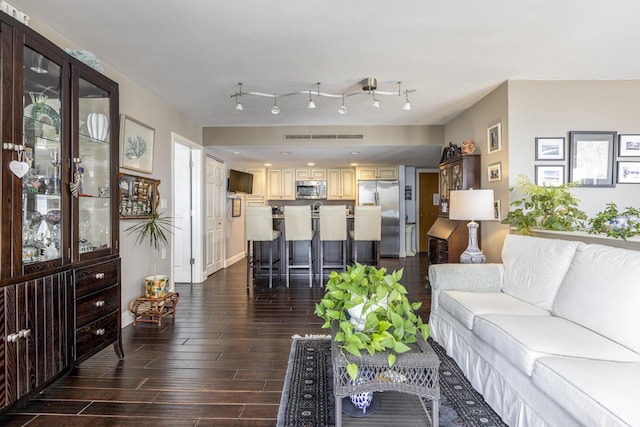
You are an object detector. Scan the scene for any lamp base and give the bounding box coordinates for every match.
[460,220,486,264]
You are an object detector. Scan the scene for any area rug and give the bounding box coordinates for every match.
[276,336,507,427]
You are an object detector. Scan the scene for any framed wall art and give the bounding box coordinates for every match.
[535,165,565,186]
[118,172,160,219]
[569,131,616,187]
[231,197,241,217]
[618,134,640,157]
[120,114,155,174]
[487,123,502,154]
[488,162,502,182]
[493,199,502,221]
[535,137,565,161]
[617,161,640,183]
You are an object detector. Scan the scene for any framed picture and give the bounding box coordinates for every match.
[535,137,565,160]
[488,162,502,182]
[535,165,565,186]
[619,134,640,157]
[487,123,502,153]
[231,198,241,217]
[120,114,155,173]
[493,199,501,221]
[118,173,160,219]
[569,131,616,187]
[617,161,640,183]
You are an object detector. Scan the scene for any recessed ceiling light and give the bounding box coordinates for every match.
[264,163,272,166]
[350,163,359,166]
[280,152,291,155]
[307,162,315,166]
[350,152,360,155]
[232,151,240,155]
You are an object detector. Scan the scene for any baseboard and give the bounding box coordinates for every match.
[226,251,245,268]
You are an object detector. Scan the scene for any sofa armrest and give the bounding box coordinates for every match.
[428,263,504,311]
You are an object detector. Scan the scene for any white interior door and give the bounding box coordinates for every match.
[206,156,225,275]
[173,143,192,282]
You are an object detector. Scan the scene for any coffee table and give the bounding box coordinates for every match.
[330,326,440,426]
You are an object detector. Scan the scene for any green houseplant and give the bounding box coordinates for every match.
[501,174,587,235]
[126,210,175,298]
[314,263,430,380]
[588,203,640,240]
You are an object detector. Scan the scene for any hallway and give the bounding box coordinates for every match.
[1,255,430,426]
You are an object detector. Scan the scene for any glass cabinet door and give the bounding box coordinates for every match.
[76,77,112,256]
[21,46,63,265]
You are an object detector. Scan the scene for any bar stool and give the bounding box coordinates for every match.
[284,205,315,288]
[349,205,382,267]
[317,205,348,285]
[245,206,281,289]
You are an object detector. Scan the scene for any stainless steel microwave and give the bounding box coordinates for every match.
[295,180,327,199]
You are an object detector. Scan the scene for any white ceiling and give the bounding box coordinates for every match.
[11,1,640,168]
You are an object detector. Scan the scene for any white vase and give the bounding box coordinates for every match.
[347,296,388,331]
[87,113,109,141]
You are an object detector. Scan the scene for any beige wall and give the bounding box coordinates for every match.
[26,17,203,326]
[444,82,510,263]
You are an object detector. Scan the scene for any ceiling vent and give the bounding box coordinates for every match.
[284,134,364,141]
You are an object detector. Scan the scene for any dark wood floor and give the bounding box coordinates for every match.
[0,255,430,426]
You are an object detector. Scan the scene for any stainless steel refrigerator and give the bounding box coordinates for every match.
[357,180,400,257]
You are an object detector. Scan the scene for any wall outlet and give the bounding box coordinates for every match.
[161,248,167,259]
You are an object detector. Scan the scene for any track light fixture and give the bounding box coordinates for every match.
[230,78,415,115]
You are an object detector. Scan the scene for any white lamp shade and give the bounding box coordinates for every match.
[449,189,495,221]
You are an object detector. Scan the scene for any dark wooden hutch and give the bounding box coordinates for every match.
[427,144,481,265]
[0,11,121,413]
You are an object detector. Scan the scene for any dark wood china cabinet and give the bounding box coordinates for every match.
[0,12,122,412]
[427,146,480,266]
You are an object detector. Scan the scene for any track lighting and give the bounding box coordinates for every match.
[338,94,347,114]
[230,78,416,114]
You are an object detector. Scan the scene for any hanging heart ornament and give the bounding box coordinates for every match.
[9,160,29,178]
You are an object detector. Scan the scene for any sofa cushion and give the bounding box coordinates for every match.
[553,243,640,354]
[533,357,640,427]
[439,290,550,330]
[473,314,640,376]
[501,235,582,310]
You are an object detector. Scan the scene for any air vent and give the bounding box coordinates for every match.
[284,134,364,141]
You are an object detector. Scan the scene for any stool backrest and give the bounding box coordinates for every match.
[245,206,274,241]
[353,205,382,241]
[319,205,347,241]
[284,205,313,241]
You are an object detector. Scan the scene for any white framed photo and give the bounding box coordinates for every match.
[619,134,640,157]
[535,165,565,186]
[487,123,502,153]
[617,161,640,183]
[535,137,565,160]
[120,114,155,174]
[487,162,502,182]
[493,199,502,221]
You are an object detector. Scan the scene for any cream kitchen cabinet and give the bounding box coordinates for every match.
[267,169,295,200]
[327,168,356,200]
[295,168,327,181]
[246,168,266,205]
[356,166,398,181]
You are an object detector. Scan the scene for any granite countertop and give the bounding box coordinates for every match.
[272,214,354,219]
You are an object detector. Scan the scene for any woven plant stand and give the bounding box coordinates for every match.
[330,324,440,426]
[129,292,180,326]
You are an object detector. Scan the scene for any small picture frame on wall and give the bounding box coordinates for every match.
[569,131,616,187]
[488,162,502,182]
[535,137,565,161]
[619,134,640,157]
[487,123,502,153]
[120,114,155,174]
[617,161,640,183]
[231,198,242,217]
[535,165,565,186]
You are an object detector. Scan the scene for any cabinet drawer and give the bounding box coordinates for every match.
[76,285,119,328]
[75,260,119,298]
[75,311,119,359]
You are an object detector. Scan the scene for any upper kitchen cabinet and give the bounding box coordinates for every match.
[356,166,398,181]
[246,168,266,206]
[267,169,295,200]
[295,168,326,181]
[71,66,119,261]
[327,168,355,200]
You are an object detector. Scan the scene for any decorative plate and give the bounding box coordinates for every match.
[24,103,61,130]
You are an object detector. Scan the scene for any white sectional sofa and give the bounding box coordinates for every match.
[428,234,640,427]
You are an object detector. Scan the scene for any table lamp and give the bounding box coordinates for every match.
[449,189,495,264]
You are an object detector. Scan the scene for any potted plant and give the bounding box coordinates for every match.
[588,203,640,240]
[501,174,587,235]
[314,263,430,380]
[126,210,175,298]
